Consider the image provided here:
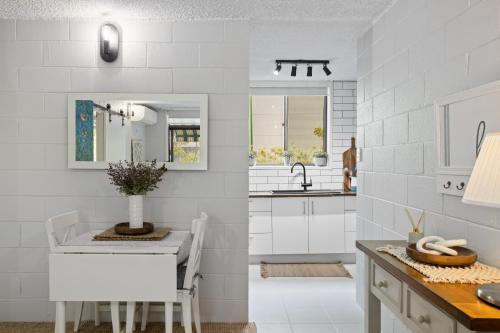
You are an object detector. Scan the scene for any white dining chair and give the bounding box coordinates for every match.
[46,211,121,333]
[140,212,208,333]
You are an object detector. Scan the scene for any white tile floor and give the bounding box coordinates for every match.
[249,264,363,333]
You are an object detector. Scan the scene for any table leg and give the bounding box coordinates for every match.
[110,301,121,333]
[125,302,136,333]
[164,302,173,333]
[55,301,65,333]
[363,254,381,333]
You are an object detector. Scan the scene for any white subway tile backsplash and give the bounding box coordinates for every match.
[0,19,15,41]
[224,21,249,43]
[173,22,224,42]
[384,51,409,89]
[407,176,443,213]
[121,21,172,42]
[373,89,394,120]
[200,43,249,68]
[43,41,96,67]
[173,68,223,93]
[445,0,500,60]
[20,67,70,92]
[394,143,423,175]
[408,106,433,143]
[383,113,408,145]
[147,43,199,68]
[0,41,42,66]
[17,20,69,41]
[394,76,424,114]
[0,66,19,91]
[0,223,20,247]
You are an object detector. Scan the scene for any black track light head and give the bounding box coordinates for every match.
[291,64,297,77]
[273,62,282,76]
[307,65,313,77]
[323,64,332,76]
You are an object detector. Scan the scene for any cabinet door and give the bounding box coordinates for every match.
[272,197,308,254]
[249,233,272,255]
[309,197,345,253]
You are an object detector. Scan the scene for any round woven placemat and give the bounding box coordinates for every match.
[0,321,256,333]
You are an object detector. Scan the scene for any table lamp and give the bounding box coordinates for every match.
[462,132,500,307]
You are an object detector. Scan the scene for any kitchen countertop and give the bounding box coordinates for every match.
[249,190,356,198]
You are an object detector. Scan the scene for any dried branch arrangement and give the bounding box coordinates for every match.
[106,160,167,196]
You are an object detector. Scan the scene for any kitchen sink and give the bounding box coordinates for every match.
[271,189,342,195]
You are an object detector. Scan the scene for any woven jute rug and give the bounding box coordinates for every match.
[0,321,256,333]
[260,262,352,278]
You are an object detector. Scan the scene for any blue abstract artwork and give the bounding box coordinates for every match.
[75,100,94,161]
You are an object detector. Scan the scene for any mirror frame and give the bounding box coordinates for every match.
[68,93,208,170]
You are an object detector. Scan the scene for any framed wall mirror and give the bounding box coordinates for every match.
[435,80,500,195]
[68,93,208,170]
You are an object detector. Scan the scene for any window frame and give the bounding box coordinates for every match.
[250,94,328,166]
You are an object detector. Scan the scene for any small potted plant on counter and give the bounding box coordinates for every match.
[282,151,293,166]
[313,150,328,167]
[107,159,167,229]
[249,150,257,166]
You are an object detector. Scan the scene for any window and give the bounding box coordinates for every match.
[249,95,327,165]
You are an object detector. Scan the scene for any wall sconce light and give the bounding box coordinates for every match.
[100,23,119,62]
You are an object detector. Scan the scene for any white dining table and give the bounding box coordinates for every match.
[49,230,192,333]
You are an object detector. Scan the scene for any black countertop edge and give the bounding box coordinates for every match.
[249,191,357,198]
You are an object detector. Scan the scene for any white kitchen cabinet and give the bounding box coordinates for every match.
[272,197,308,254]
[249,233,272,255]
[249,197,272,255]
[249,212,272,233]
[308,197,345,253]
[248,195,357,255]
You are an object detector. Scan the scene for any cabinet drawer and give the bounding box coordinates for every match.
[249,198,271,212]
[405,287,455,333]
[371,262,403,313]
[345,212,356,231]
[345,196,356,211]
[249,233,272,255]
[249,212,272,233]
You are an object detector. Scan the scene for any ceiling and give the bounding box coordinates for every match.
[0,0,393,81]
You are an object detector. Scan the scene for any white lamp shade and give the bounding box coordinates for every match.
[462,132,500,208]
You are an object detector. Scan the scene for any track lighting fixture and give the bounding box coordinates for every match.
[273,59,332,77]
[323,64,332,76]
[273,62,282,76]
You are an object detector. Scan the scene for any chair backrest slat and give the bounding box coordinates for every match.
[183,212,208,290]
[45,211,80,252]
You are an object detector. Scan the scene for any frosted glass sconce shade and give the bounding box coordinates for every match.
[100,23,119,62]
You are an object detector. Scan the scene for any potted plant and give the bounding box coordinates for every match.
[249,151,256,166]
[107,160,167,229]
[313,151,328,167]
[282,151,293,166]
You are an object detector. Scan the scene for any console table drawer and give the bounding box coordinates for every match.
[405,286,455,333]
[371,262,403,313]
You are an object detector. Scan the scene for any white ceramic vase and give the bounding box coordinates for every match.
[128,195,144,228]
[314,157,327,167]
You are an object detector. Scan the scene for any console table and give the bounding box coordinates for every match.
[357,240,500,333]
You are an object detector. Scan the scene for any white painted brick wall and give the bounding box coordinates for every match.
[249,81,357,191]
[357,0,500,330]
[0,18,249,322]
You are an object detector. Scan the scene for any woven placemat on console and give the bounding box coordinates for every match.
[94,227,171,241]
[377,245,500,284]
